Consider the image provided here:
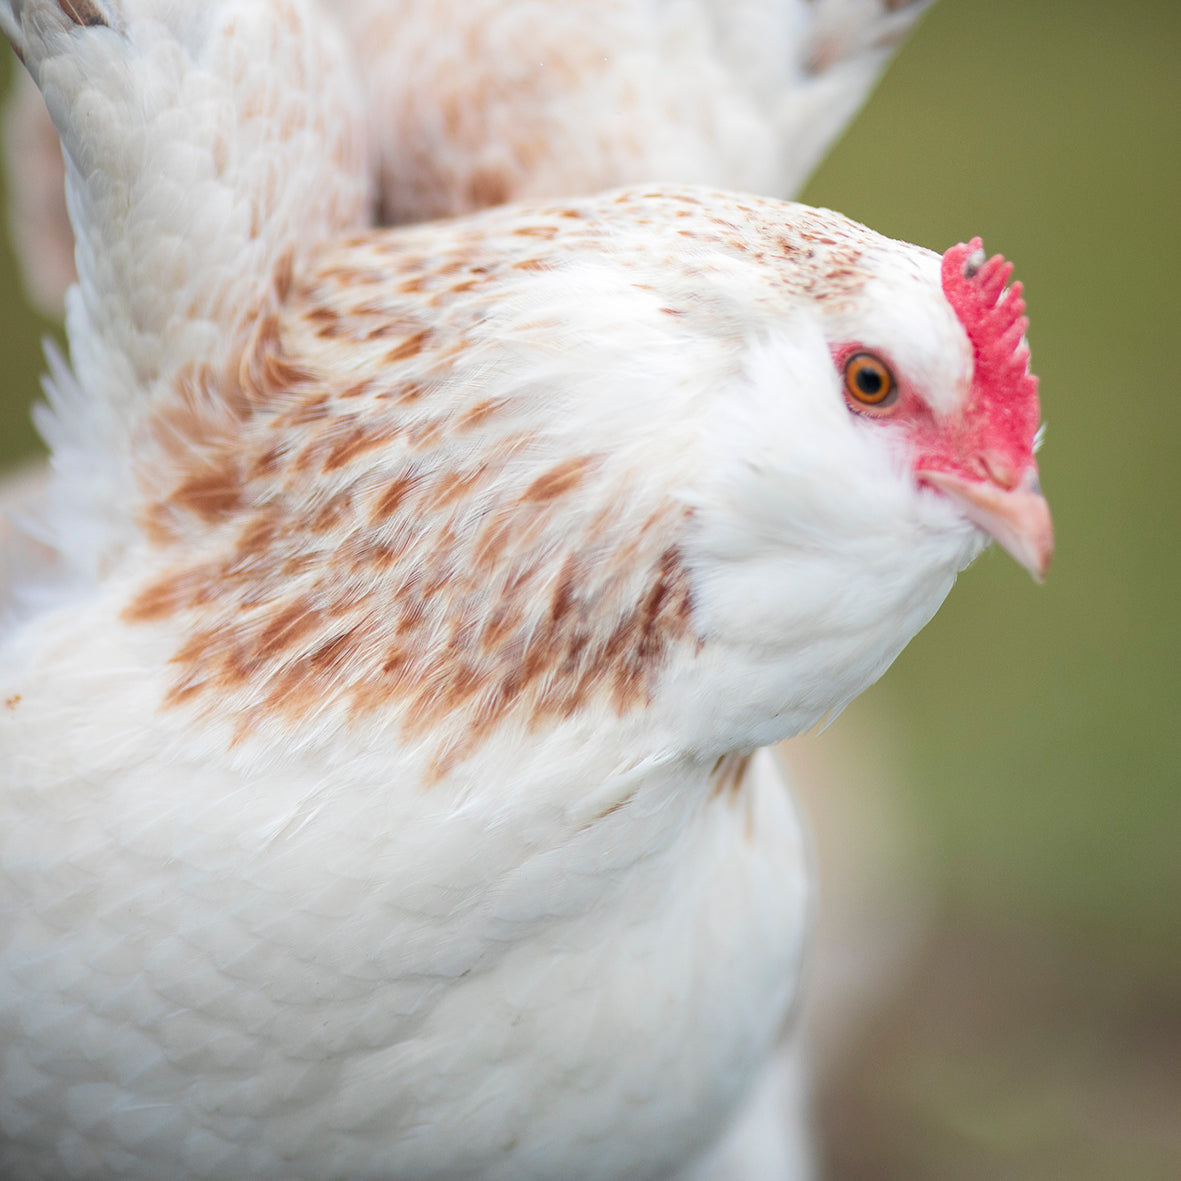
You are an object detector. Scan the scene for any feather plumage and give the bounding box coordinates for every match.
[0,1,1046,1178]
[2,0,936,316]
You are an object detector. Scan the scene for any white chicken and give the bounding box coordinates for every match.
[0,1,1049,1178]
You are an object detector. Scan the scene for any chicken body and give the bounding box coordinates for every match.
[0,1,1046,1177]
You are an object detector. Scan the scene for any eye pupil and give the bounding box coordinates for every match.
[842,351,896,410]
[856,368,883,395]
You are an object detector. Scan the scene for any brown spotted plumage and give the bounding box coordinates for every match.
[117,188,881,776]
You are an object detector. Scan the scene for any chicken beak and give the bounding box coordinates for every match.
[919,466,1054,582]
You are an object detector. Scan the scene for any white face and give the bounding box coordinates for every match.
[673,244,996,751]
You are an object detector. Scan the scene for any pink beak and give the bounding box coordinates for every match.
[919,466,1054,582]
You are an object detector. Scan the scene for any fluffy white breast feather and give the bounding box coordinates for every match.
[0,1,1048,1179]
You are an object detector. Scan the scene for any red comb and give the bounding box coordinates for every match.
[941,238,1040,470]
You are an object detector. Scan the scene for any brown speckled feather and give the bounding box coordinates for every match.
[121,187,875,775]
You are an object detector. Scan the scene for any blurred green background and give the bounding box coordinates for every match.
[0,0,1176,1177]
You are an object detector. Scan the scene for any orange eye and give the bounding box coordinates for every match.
[843,352,897,408]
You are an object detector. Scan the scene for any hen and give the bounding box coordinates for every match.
[0,1,1049,1179]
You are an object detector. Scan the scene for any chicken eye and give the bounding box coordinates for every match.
[843,352,897,409]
